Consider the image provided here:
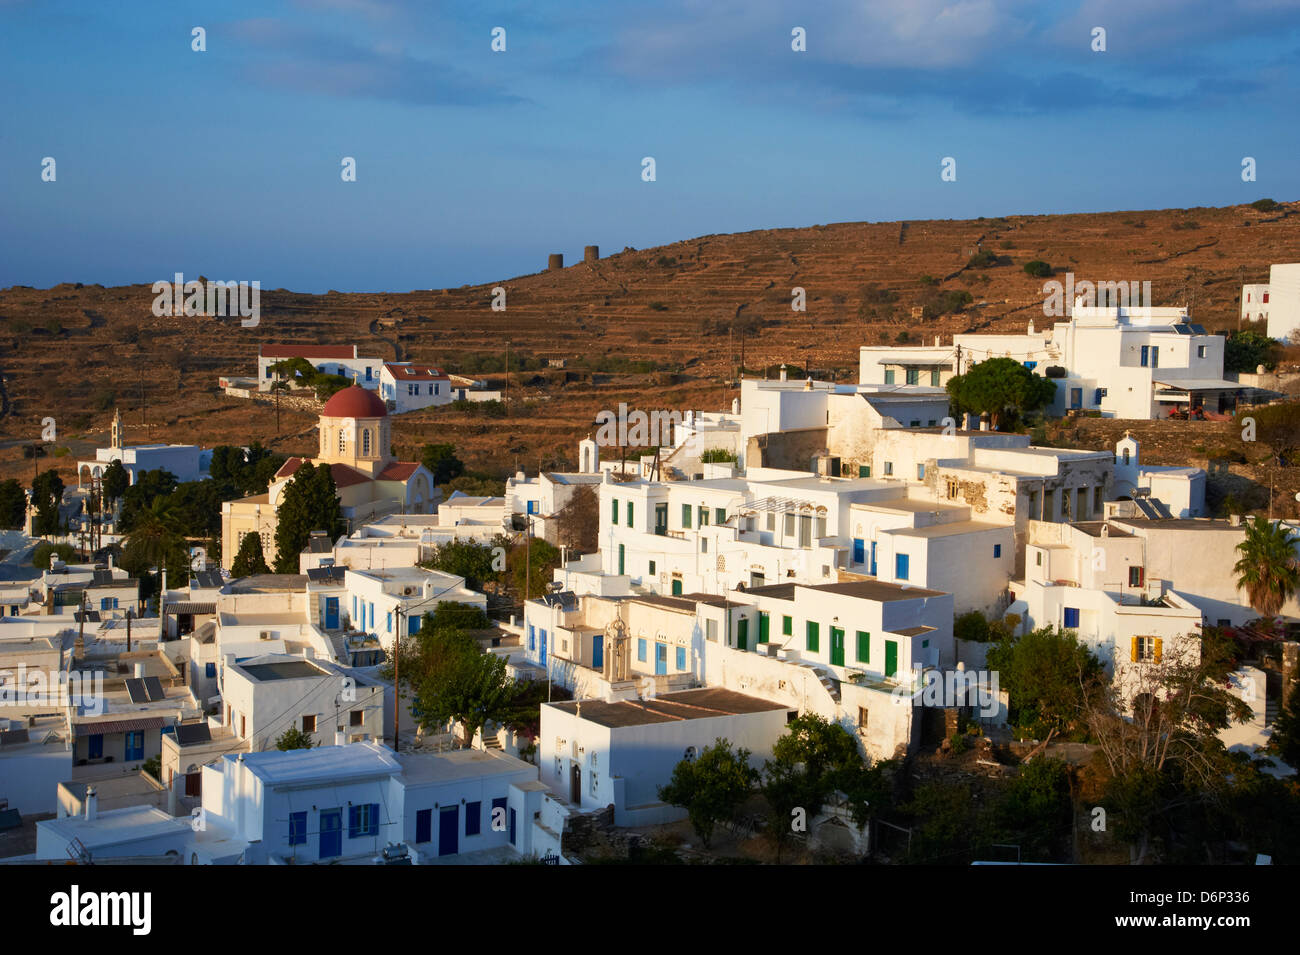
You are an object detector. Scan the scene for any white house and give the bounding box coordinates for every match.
[76,408,209,489]
[379,362,453,414]
[1263,264,1300,341]
[218,652,385,752]
[257,344,383,391]
[343,566,486,652]
[1242,283,1271,325]
[859,303,1238,419]
[539,687,790,825]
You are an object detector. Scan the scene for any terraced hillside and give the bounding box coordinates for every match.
[1,200,1297,485]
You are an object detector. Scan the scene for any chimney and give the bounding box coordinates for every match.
[1230,513,1242,527]
[779,364,788,382]
[1101,524,1109,538]
[84,786,97,821]
[979,415,990,431]
[133,662,146,678]
[1028,320,1035,334]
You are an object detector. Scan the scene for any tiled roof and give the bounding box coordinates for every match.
[73,716,167,738]
[377,462,420,481]
[384,363,448,381]
[276,458,371,489]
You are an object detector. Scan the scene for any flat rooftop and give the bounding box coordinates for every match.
[38,806,187,850]
[230,741,401,785]
[886,520,1006,539]
[237,660,330,682]
[397,747,532,785]
[547,687,786,729]
[1072,521,1135,538]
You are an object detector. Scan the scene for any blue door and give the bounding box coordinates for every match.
[415,808,432,844]
[870,542,878,576]
[593,635,603,670]
[438,806,459,856]
[320,809,342,858]
[509,808,517,846]
[325,597,339,630]
[539,631,547,666]
[655,642,668,675]
[852,538,865,564]
[87,734,103,759]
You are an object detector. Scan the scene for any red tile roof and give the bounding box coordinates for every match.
[377,462,420,481]
[275,458,372,489]
[384,363,448,381]
[258,343,356,358]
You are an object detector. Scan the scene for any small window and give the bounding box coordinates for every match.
[859,465,871,478]
[706,619,718,642]
[681,504,691,529]
[766,512,775,531]
[1035,551,1043,567]
[611,499,619,523]
[1197,345,1207,359]
[676,646,686,670]
[884,462,893,476]
[715,507,726,524]
[782,615,793,636]
[916,464,925,480]
[698,506,709,526]
[701,538,708,553]
[465,801,482,836]
[637,638,647,662]
[1063,607,1080,629]
[1129,566,1144,587]
[649,560,656,575]
[855,630,869,663]
[895,553,909,580]
[857,707,869,731]
[806,621,820,652]
[993,544,1001,558]
[302,715,316,733]
[289,811,307,846]
[350,711,363,727]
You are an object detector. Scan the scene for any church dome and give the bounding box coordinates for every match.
[322,385,387,419]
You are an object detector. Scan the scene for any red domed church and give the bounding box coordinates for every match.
[220,386,437,570]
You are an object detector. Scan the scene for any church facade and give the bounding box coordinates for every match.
[220,386,438,570]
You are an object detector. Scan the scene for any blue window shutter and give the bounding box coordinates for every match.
[369,803,379,836]
[348,805,360,838]
[205,662,216,678]
[994,544,1001,558]
[1064,607,1080,628]
[895,553,909,580]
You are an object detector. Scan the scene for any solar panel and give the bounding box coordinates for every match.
[142,676,165,702]
[92,569,114,585]
[174,722,211,745]
[125,678,148,703]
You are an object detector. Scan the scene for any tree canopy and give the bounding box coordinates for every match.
[658,737,757,848]
[30,468,65,536]
[946,357,1056,430]
[231,532,270,577]
[985,625,1103,739]
[1233,516,1299,618]
[273,462,343,574]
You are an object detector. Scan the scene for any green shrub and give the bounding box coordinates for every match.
[1022,260,1053,278]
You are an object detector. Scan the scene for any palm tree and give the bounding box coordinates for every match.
[122,497,188,600]
[1233,516,1300,618]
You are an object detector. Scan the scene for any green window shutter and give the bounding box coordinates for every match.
[806,621,819,653]
[782,615,792,636]
[758,612,770,643]
[715,507,726,524]
[681,504,691,529]
[627,501,634,527]
[856,631,870,663]
[611,499,619,523]
[698,506,708,526]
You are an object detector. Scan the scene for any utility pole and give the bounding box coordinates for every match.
[504,340,510,413]
[126,608,133,653]
[392,607,402,753]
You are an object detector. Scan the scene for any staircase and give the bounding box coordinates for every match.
[797,663,841,703]
[479,722,504,750]
[1265,697,1280,727]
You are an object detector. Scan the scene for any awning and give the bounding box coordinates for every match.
[1153,378,1243,392]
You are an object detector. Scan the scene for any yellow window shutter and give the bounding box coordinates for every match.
[1130,636,1138,662]
[1154,638,1162,664]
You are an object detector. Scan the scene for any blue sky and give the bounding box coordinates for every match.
[1,0,1297,292]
